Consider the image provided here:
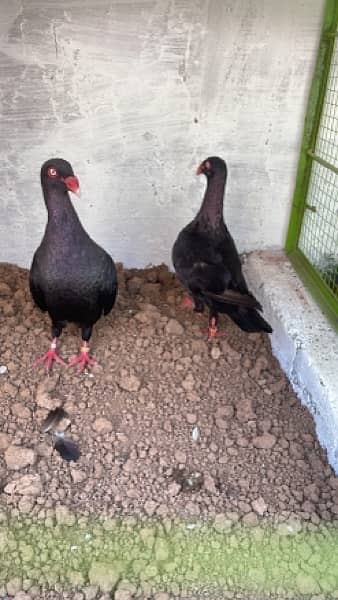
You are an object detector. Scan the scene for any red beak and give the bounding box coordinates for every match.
[196,163,204,175]
[64,176,80,196]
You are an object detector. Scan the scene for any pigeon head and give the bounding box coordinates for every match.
[196,156,227,179]
[40,158,80,196]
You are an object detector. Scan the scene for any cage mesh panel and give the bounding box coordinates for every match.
[298,33,338,298]
[316,36,338,168]
[299,163,338,294]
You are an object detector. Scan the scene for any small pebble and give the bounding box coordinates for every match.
[252,433,276,449]
[118,371,141,392]
[174,449,187,464]
[93,418,113,435]
[165,319,184,335]
[186,412,197,424]
[168,482,181,497]
[144,500,157,516]
[5,446,36,470]
[191,426,200,441]
[4,474,42,496]
[251,496,268,515]
[211,346,221,360]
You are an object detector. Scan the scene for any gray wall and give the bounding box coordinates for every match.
[0,0,324,268]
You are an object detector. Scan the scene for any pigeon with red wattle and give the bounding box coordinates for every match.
[172,156,272,339]
[29,158,117,371]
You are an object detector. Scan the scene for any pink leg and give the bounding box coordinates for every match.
[34,338,66,371]
[182,296,195,309]
[68,341,97,373]
[202,317,227,340]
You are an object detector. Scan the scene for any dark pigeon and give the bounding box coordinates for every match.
[30,158,117,371]
[172,156,272,338]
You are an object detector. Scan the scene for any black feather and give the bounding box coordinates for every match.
[172,156,272,334]
[41,407,68,433]
[29,265,47,312]
[54,434,80,462]
[224,306,272,333]
[203,289,261,309]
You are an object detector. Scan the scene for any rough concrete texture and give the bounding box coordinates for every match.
[0,0,324,268]
[243,250,338,474]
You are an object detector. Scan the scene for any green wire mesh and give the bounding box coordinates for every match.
[298,34,338,298]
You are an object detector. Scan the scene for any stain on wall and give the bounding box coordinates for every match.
[0,0,324,268]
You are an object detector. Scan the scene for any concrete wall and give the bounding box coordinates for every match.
[0,0,324,268]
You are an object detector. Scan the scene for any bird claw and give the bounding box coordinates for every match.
[34,348,66,371]
[201,327,226,340]
[208,327,226,340]
[202,317,226,340]
[68,349,97,373]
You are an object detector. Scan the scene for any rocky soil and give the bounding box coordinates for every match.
[0,261,337,599]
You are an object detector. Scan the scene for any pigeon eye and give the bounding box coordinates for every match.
[48,167,58,178]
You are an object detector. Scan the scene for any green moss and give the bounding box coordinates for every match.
[0,513,337,595]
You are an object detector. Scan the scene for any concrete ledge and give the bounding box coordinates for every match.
[243,250,338,474]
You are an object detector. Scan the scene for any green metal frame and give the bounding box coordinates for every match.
[285,0,338,329]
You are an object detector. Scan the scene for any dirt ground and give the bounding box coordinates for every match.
[0,261,338,600]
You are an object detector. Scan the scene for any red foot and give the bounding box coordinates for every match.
[35,341,66,371]
[202,318,227,340]
[182,296,194,309]
[68,343,97,373]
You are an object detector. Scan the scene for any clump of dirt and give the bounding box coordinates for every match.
[0,262,338,598]
[0,262,336,524]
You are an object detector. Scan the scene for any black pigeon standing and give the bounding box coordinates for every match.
[172,156,272,339]
[30,158,117,371]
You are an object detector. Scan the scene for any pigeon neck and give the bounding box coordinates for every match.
[198,171,226,226]
[44,186,83,234]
